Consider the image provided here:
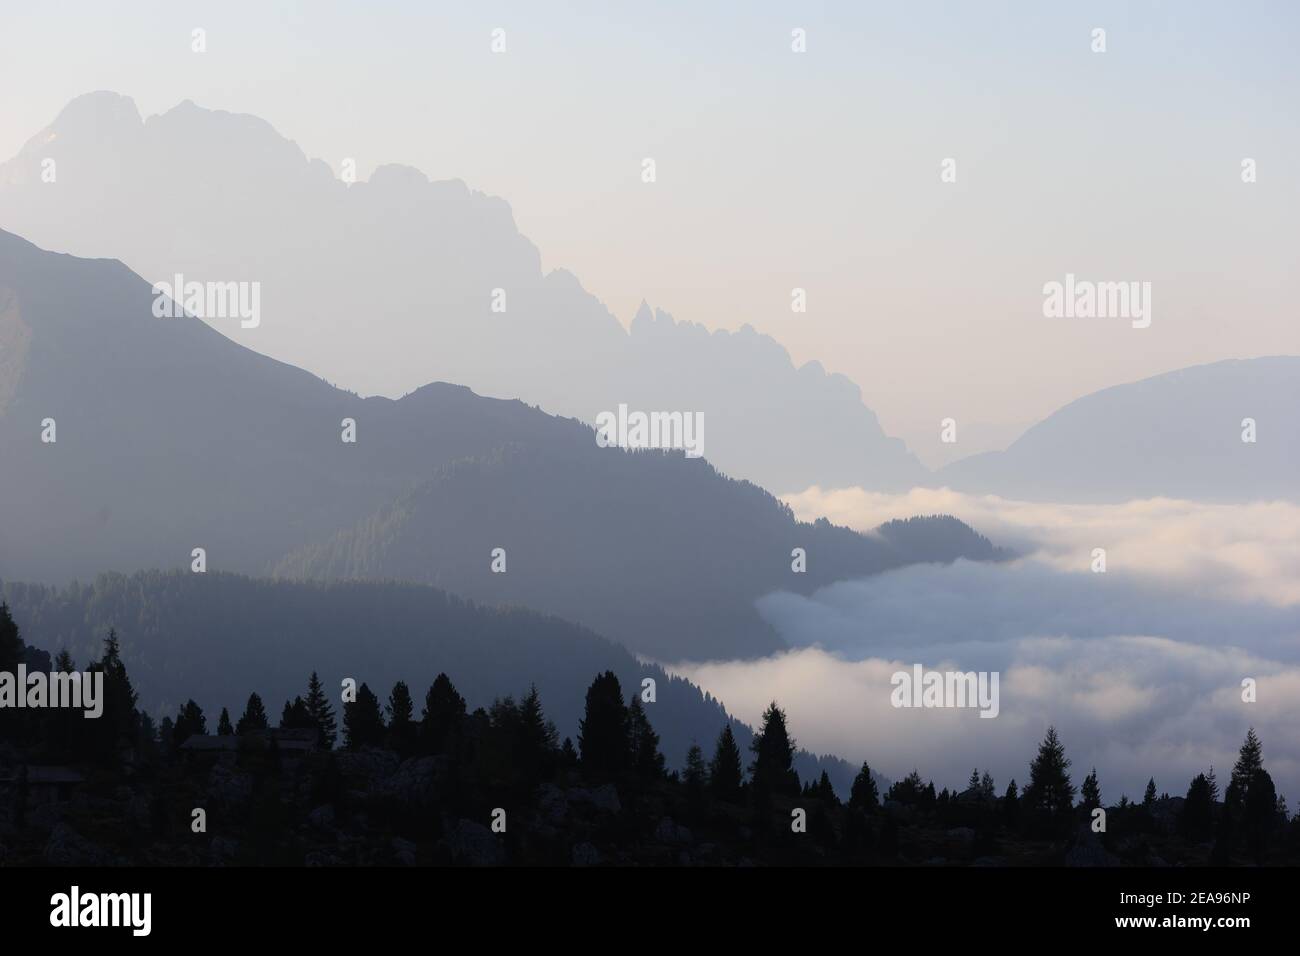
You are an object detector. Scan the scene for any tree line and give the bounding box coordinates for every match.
[2,603,1294,864]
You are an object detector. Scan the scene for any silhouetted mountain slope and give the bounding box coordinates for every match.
[0,91,923,494]
[0,571,854,790]
[273,448,1006,660]
[936,358,1300,502]
[0,229,1002,661]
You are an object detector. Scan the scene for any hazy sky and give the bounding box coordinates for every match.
[2,1,1297,453]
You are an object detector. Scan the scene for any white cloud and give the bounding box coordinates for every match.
[785,486,1300,606]
[667,488,1300,803]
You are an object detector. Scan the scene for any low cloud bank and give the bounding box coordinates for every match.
[668,490,1300,802]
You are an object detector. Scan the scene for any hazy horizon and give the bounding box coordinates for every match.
[4,1,1298,462]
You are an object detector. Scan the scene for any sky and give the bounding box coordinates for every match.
[2,0,1298,457]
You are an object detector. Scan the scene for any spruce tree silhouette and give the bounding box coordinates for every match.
[0,602,23,672]
[815,770,838,805]
[849,761,879,812]
[420,673,467,755]
[343,682,386,750]
[237,693,270,734]
[217,708,234,736]
[1244,768,1278,862]
[1179,773,1215,842]
[980,771,995,799]
[888,770,928,806]
[559,736,579,768]
[280,696,313,731]
[1025,726,1075,823]
[1080,769,1101,811]
[516,684,559,783]
[84,629,140,763]
[708,724,744,803]
[305,672,338,749]
[173,699,208,745]
[386,681,417,755]
[749,701,800,801]
[577,671,630,776]
[1142,778,1157,808]
[0,603,25,743]
[1003,779,1020,827]
[1228,727,1264,808]
[683,743,707,813]
[628,696,665,780]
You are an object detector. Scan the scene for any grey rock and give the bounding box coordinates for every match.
[447,819,506,867]
[1065,830,1121,867]
[376,756,444,808]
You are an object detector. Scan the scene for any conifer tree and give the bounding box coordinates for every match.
[560,736,579,768]
[577,671,631,775]
[343,682,385,750]
[157,716,176,756]
[683,744,707,809]
[888,770,928,806]
[87,629,140,760]
[386,680,416,754]
[1025,726,1075,817]
[1003,779,1020,826]
[280,696,313,731]
[1179,773,1215,841]
[305,671,338,749]
[816,770,838,805]
[708,724,744,803]
[1143,777,1158,808]
[53,649,75,672]
[217,707,234,736]
[628,695,665,780]
[968,768,981,793]
[0,602,22,673]
[518,685,559,753]
[136,712,158,762]
[1228,728,1264,807]
[420,673,467,754]
[849,761,879,812]
[237,693,270,734]
[173,699,208,745]
[1244,767,1278,861]
[1080,768,1101,811]
[980,770,996,800]
[513,684,559,782]
[1206,765,1221,802]
[749,701,800,800]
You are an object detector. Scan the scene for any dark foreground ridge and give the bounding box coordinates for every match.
[2,606,1295,867]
